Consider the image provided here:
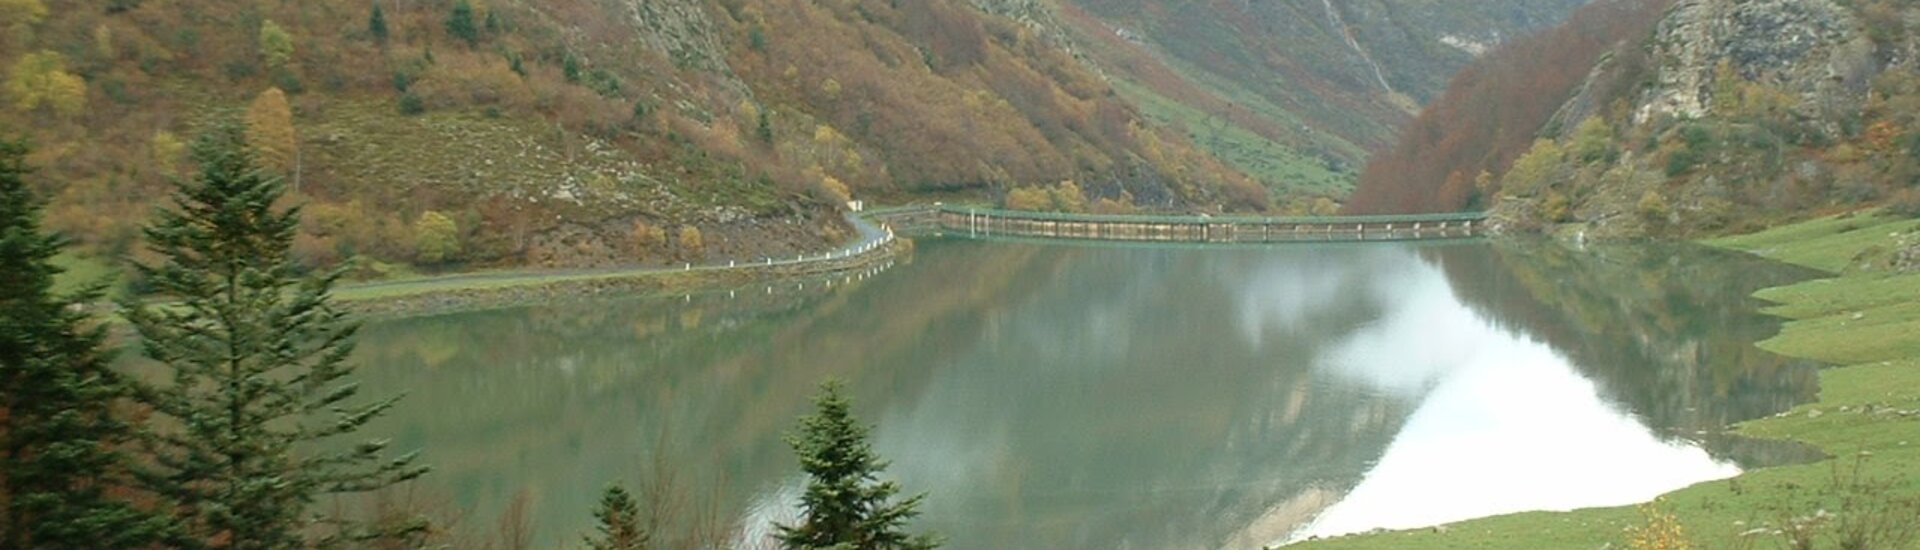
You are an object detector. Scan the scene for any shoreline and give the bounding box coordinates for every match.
[1295,212,1920,549]
[335,236,912,319]
[337,204,1485,319]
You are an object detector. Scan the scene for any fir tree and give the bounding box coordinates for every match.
[444,0,478,46]
[368,3,388,44]
[584,484,647,550]
[122,119,426,549]
[0,137,172,549]
[563,52,583,84]
[757,108,775,146]
[777,381,937,550]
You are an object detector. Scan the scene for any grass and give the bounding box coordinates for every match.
[1299,213,1920,549]
[51,250,120,296]
[1704,213,1920,273]
[1110,79,1354,199]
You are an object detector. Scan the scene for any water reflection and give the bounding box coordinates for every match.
[349,239,1816,549]
[1293,254,1737,540]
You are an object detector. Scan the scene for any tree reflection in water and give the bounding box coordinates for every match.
[349,238,1820,549]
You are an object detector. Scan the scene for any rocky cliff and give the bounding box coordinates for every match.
[1471,0,1920,238]
[1632,0,1876,127]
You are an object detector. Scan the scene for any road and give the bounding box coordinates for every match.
[334,211,896,301]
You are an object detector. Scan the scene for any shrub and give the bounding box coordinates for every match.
[1623,499,1692,550]
[445,0,479,46]
[259,20,294,70]
[1003,186,1050,211]
[413,210,461,264]
[630,220,665,256]
[1890,188,1920,219]
[397,92,425,115]
[6,50,87,117]
[587,69,621,98]
[1571,116,1616,164]
[1664,148,1699,177]
[1502,139,1568,197]
[677,225,703,257]
[1049,180,1087,213]
[1637,191,1670,225]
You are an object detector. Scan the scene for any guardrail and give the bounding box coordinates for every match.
[865,204,1487,243]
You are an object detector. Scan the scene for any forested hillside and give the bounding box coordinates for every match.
[1051,0,1589,205]
[1345,0,1677,214]
[1350,0,1920,240]
[1,0,1265,272]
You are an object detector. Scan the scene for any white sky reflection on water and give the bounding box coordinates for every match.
[1288,254,1740,542]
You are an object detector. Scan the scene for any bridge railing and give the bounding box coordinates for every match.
[925,205,1487,226]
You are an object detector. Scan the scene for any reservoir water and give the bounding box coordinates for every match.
[351,238,1820,548]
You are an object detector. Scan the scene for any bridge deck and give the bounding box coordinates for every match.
[867,205,1487,243]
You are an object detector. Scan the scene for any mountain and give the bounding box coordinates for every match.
[6,0,1269,272]
[1048,0,1591,204]
[4,0,1592,273]
[1349,0,1920,238]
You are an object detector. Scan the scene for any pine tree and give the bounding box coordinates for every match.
[0,138,172,549]
[777,381,937,550]
[444,0,478,46]
[584,484,647,550]
[368,3,388,44]
[122,119,426,549]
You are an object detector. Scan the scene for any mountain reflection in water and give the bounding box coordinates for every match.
[350,238,1817,549]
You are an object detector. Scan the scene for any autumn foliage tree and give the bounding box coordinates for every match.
[259,20,295,71]
[413,210,461,264]
[1346,0,1676,214]
[5,51,85,118]
[244,87,296,175]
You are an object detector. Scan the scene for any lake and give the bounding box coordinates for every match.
[350,238,1820,548]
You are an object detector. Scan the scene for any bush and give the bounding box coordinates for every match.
[413,210,461,264]
[1890,188,1920,219]
[630,221,666,256]
[445,0,479,46]
[1664,148,1699,177]
[677,225,703,258]
[397,92,425,115]
[1003,186,1051,211]
[1637,191,1670,225]
[1623,499,1691,550]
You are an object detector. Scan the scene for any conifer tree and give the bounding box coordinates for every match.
[122,119,426,549]
[368,3,388,44]
[563,52,583,84]
[777,381,937,550]
[0,137,172,549]
[584,484,647,550]
[444,0,478,46]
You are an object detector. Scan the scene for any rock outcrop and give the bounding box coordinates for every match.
[1485,0,1920,239]
[628,0,735,75]
[1636,0,1876,124]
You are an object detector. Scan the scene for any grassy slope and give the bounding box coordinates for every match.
[1299,214,1920,549]
[50,251,118,296]
[1111,79,1351,199]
